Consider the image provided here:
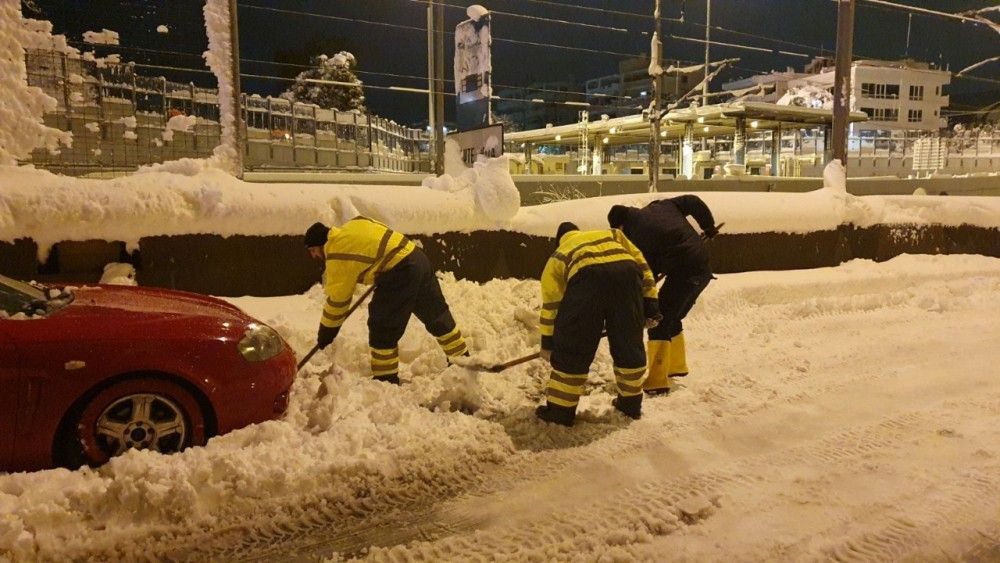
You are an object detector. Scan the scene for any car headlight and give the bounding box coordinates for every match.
[238,323,284,362]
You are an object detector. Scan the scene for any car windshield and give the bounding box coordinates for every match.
[0,274,73,318]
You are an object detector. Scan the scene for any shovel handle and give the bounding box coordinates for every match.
[297,345,320,371]
[296,284,377,372]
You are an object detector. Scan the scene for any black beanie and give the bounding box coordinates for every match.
[555,221,579,243]
[304,222,330,248]
[607,205,631,229]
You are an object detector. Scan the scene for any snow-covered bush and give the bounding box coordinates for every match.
[280,52,366,113]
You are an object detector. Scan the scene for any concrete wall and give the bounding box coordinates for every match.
[3,225,997,297]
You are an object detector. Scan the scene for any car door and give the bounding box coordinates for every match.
[0,321,21,465]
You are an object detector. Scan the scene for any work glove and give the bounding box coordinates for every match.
[317,325,340,349]
[645,315,662,329]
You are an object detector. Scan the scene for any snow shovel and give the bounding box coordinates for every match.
[296,284,377,372]
[702,222,725,241]
[466,331,611,373]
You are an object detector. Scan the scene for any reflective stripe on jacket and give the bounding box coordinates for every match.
[538,229,657,337]
[320,217,415,328]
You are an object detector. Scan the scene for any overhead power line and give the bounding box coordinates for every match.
[851,0,995,26]
[403,0,630,33]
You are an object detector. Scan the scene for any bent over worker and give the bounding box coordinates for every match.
[608,196,718,395]
[535,222,660,426]
[304,217,469,384]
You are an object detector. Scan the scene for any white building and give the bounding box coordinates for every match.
[724,57,951,133]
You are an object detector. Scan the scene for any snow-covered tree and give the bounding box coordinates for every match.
[281,52,366,113]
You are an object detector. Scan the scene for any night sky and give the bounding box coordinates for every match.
[23,0,1000,125]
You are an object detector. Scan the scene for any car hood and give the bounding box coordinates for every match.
[58,285,251,324]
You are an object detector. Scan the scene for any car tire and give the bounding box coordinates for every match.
[74,378,208,466]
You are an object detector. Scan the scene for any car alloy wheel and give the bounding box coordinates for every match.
[76,378,207,466]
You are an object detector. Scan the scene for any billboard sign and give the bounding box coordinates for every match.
[454,8,492,131]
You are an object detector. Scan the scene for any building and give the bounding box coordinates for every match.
[492,81,581,131]
[724,57,951,133]
[585,57,705,118]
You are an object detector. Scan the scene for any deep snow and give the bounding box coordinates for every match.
[1,254,999,561]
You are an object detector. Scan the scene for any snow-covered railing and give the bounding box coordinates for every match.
[20,48,431,176]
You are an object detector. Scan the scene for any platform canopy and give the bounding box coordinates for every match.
[505,101,869,148]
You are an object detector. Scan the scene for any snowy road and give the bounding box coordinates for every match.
[3,255,999,562]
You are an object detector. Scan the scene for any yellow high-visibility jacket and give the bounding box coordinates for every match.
[539,229,657,337]
[320,216,415,328]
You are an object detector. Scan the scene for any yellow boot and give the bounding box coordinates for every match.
[668,332,688,377]
[643,339,673,395]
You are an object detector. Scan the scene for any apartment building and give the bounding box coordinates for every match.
[724,57,951,133]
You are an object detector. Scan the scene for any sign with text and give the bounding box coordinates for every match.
[448,124,504,167]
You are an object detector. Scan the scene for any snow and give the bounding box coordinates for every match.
[421,139,520,223]
[466,5,489,22]
[0,9,72,165]
[822,159,846,193]
[164,114,197,137]
[648,32,663,77]
[81,28,118,46]
[202,0,240,175]
[98,263,137,286]
[2,254,999,560]
[156,24,169,34]
[1,164,999,262]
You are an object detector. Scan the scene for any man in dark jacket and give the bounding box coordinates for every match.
[304,217,469,385]
[607,196,718,395]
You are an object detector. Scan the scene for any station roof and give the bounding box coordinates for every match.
[505,101,868,147]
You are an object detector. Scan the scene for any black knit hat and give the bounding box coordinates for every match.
[555,221,579,243]
[304,222,330,248]
[607,205,631,229]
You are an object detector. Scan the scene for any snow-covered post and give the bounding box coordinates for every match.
[831,0,855,169]
[0,4,72,165]
[648,0,663,192]
[203,0,243,177]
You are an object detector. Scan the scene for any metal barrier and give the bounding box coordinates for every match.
[22,49,431,177]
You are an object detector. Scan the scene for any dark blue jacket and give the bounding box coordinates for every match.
[617,195,716,277]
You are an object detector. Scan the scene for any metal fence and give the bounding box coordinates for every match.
[23,49,431,177]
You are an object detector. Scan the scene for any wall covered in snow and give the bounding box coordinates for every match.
[0,7,72,165]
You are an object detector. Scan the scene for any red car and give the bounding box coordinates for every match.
[0,274,296,473]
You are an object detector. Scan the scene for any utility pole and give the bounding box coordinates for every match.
[832,0,855,167]
[701,0,711,151]
[228,0,244,178]
[702,0,711,103]
[427,0,446,175]
[649,0,663,192]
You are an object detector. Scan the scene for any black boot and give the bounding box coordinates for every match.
[373,374,401,385]
[535,403,576,427]
[612,394,642,419]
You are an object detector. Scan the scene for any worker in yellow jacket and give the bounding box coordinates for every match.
[304,217,469,385]
[536,222,661,426]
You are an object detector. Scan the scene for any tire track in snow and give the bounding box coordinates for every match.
[62,264,1000,561]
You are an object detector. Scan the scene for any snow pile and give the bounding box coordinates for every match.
[202,0,240,175]
[161,114,197,142]
[98,263,137,285]
[777,84,834,110]
[422,139,520,222]
[81,29,119,46]
[0,11,72,165]
[467,5,489,22]
[822,159,847,193]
